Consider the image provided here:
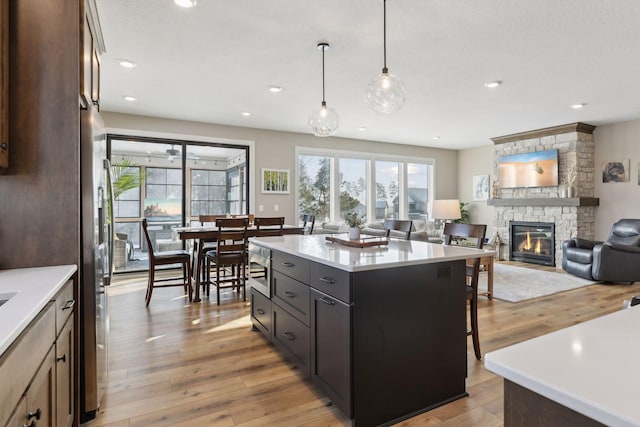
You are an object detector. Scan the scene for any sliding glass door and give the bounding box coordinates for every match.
[108,136,249,273]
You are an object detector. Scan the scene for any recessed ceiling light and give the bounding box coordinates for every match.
[241,112,252,117]
[358,127,367,131]
[117,59,137,68]
[174,0,197,8]
[432,136,441,140]
[484,81,501,89]
[268,86,283,93]
[570,103,586,109]
[123,95,137,102]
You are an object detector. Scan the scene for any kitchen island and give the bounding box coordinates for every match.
[485,306,640,427]
[249,234,491,427]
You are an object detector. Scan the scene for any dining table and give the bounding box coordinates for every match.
[173,224,304,302]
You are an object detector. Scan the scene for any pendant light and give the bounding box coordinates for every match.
[365,0,406,114]
[309,42,339,137]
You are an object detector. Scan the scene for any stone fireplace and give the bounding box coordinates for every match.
[488,123,599,267]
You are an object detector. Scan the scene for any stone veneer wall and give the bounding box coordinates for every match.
[491,124,596,267]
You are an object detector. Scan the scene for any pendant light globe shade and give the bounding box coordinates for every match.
[365,71,406,114]
[309,42,339,137]
[309,102,339,137]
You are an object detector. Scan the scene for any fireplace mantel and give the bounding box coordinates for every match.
[487,197,599,207]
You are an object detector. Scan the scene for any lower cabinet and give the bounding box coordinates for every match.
[7,346,56,427]
[250,288,272,340]
[272,302,310,378]
[0,279,76,427]
[55,319,74,427]
[310,289,351,417]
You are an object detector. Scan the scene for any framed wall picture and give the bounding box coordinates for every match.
[602,159,630,183]
[472,174,489,201]
[262,168,290,194]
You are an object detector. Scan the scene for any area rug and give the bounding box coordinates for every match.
[477,263,597,302]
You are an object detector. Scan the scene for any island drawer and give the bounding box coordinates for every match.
[272,250,310,283]
[310,263,351,303]
[55,280,75,336]
[273,271,310,326]
[272,302,310,378]
[250,288,272,340]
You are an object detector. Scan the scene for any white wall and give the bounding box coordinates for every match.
[593,119,640,239]
[457,144,496,236]
[102,112,459,224]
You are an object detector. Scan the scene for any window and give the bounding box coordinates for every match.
[407,163,430,220]
[298,154,332,223]
[191,169,226,216]
[113,165,141,218]
[340,158,367,222]
[375,160,400,220]
[145,167,182,219]
[297,148,433,225]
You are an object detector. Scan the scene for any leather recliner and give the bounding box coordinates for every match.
[562,218,640,282]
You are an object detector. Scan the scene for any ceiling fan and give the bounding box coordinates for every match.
[165,144,180,161]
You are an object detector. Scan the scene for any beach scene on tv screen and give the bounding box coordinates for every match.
[498,149,558,188]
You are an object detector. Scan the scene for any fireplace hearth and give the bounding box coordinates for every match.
[509,221,555,266]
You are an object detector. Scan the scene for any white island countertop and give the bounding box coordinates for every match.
[252,234,493,272]
[0,265,77,357]
[485,306,640,427]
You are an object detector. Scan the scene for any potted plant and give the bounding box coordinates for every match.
[343,211,364,240]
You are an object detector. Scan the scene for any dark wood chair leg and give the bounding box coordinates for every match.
[145,267,154,307]
[470,297,481,360]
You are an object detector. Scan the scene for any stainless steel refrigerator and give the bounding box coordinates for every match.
[80,103,112,422]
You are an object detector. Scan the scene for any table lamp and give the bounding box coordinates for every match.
[432,199,462,240]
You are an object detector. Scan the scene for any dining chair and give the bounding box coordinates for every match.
[302,214,315,234]
[383,219,413,240]
[141,219,192,306]
[442,222,487,360]
[193,214,226,289]
[254,216,285,237]
[204,217,249,304]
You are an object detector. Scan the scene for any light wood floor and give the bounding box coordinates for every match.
[85,263,640,427]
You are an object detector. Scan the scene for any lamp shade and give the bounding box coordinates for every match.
[432,199,461,220]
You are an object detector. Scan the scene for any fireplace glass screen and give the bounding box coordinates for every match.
[509,221,555,266]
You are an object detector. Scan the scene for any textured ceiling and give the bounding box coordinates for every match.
[95,0,640,150]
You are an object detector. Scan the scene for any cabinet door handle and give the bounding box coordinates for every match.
[319,296,335,305]
[283,291,295,298]
[28,408,41,420]
[256,308,266,315]
[57,354,67,362]
[319,276,335,284]
[24,421,36,427]
[281,262,295,267]
[62,299,75,310]
[283,332,295,341]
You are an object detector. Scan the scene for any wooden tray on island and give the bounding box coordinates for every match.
[325,236,389,248]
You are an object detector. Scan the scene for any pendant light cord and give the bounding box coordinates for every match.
[383,0,388,73]
[322,45,326,104]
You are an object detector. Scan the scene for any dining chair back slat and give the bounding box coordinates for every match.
[254,216,284,237]
[383,219,413,240]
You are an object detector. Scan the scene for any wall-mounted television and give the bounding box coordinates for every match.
[498,149,558,188]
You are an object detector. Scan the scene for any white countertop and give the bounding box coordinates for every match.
[485,306,640,427]
[0,265,77,357]
[252,234,493,272]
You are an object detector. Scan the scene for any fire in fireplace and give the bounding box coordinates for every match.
[509,221,555,266]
